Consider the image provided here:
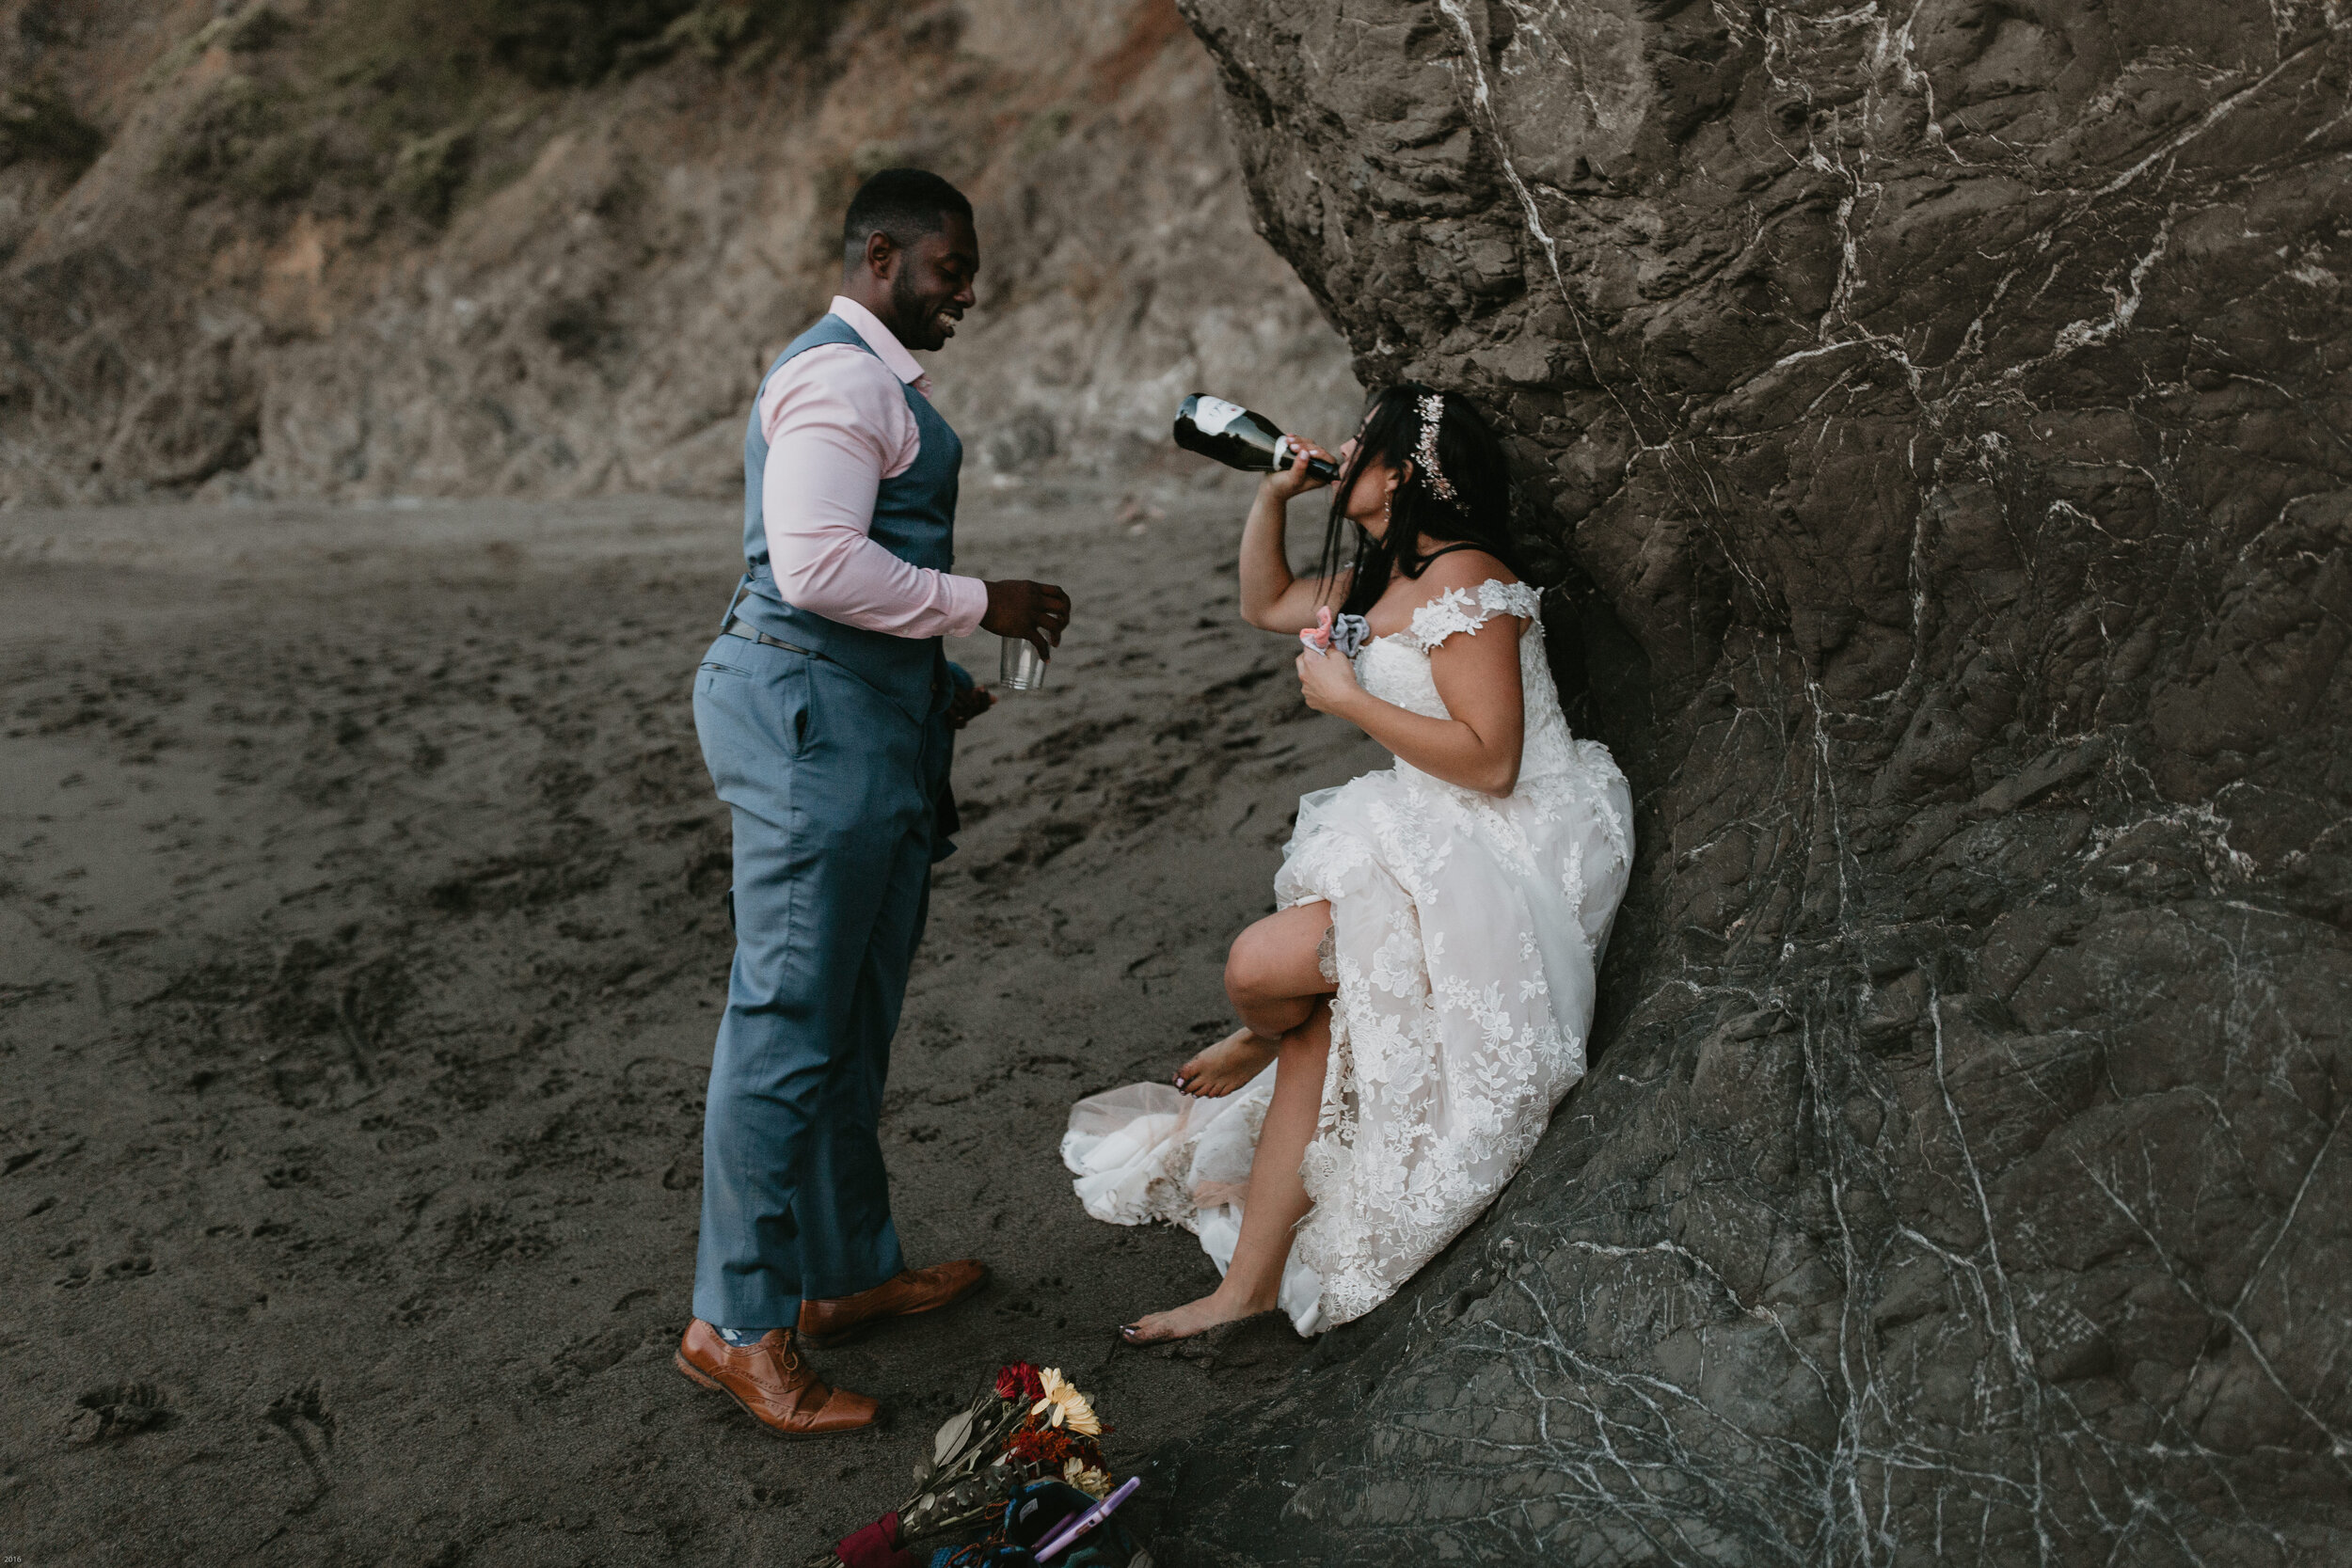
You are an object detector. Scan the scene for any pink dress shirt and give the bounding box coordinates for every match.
[755,295,989,639]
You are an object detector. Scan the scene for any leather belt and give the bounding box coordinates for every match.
[722,619,815,656]
[721,618,950,698]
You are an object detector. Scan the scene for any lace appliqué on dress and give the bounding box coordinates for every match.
[1283,579,1632,1330]
[1405,579,1544,652]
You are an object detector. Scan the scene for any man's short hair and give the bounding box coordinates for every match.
[842,168,973,266]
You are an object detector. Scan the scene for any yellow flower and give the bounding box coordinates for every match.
[1030,1368,1102,1435]
[1063,1458,1112,1498]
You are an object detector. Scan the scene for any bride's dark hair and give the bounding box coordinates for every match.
[1316,383,1520,617]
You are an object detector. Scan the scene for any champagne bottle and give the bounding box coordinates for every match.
[1172,394,1340,481]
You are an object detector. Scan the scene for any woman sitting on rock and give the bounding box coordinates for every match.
[1062,385,1634,1339]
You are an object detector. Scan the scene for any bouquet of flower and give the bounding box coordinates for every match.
[811,1363,1115,1568]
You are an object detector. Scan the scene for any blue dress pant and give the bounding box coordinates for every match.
[690,632,949,1330]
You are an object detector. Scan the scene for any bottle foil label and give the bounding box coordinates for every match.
[1190,395,1247,436]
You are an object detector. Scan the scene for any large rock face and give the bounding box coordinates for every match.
[1158,2,2352,1562]
[0,0,1357,503]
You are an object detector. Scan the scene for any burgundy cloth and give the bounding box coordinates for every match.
[834,1512,917,1568]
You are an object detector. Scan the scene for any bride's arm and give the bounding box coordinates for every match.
[1239,442,1348,634]
[1295,616,1528,796]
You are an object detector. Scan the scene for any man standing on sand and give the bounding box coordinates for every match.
[675,168,1070,1437]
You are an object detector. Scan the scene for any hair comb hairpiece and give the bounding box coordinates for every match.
[1414,393,1458,505]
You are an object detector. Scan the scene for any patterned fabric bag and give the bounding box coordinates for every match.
[928,1481,1150,1568]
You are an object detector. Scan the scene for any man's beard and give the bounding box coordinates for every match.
[891,265,938,349]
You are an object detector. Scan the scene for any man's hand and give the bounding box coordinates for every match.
[980,578,1072,659]
[946,684,995,730]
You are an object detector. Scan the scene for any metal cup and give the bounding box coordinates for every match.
[999,635,1048,691]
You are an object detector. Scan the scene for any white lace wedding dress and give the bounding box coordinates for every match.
[1061,580,1633,1334]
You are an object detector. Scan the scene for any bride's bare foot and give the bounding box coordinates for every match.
[1120,1290,1271,1344]
[1173,1026,1278,1098]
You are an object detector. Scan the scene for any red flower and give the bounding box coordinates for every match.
[995,1362,1046,1402]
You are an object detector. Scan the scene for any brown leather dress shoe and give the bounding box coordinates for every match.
[797,1259,988,1346]
[674,1321,878,1438]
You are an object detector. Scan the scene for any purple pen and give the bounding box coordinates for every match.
[1032,1476,1141,1562]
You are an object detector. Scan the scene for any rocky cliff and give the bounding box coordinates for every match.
[0,0,1358,504]
[15,3,2350,1562]
[1157,2,2352,1563]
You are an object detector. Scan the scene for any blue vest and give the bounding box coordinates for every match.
[731,313,961,724]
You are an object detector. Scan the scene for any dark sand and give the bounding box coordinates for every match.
[0,480,1384,1563]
